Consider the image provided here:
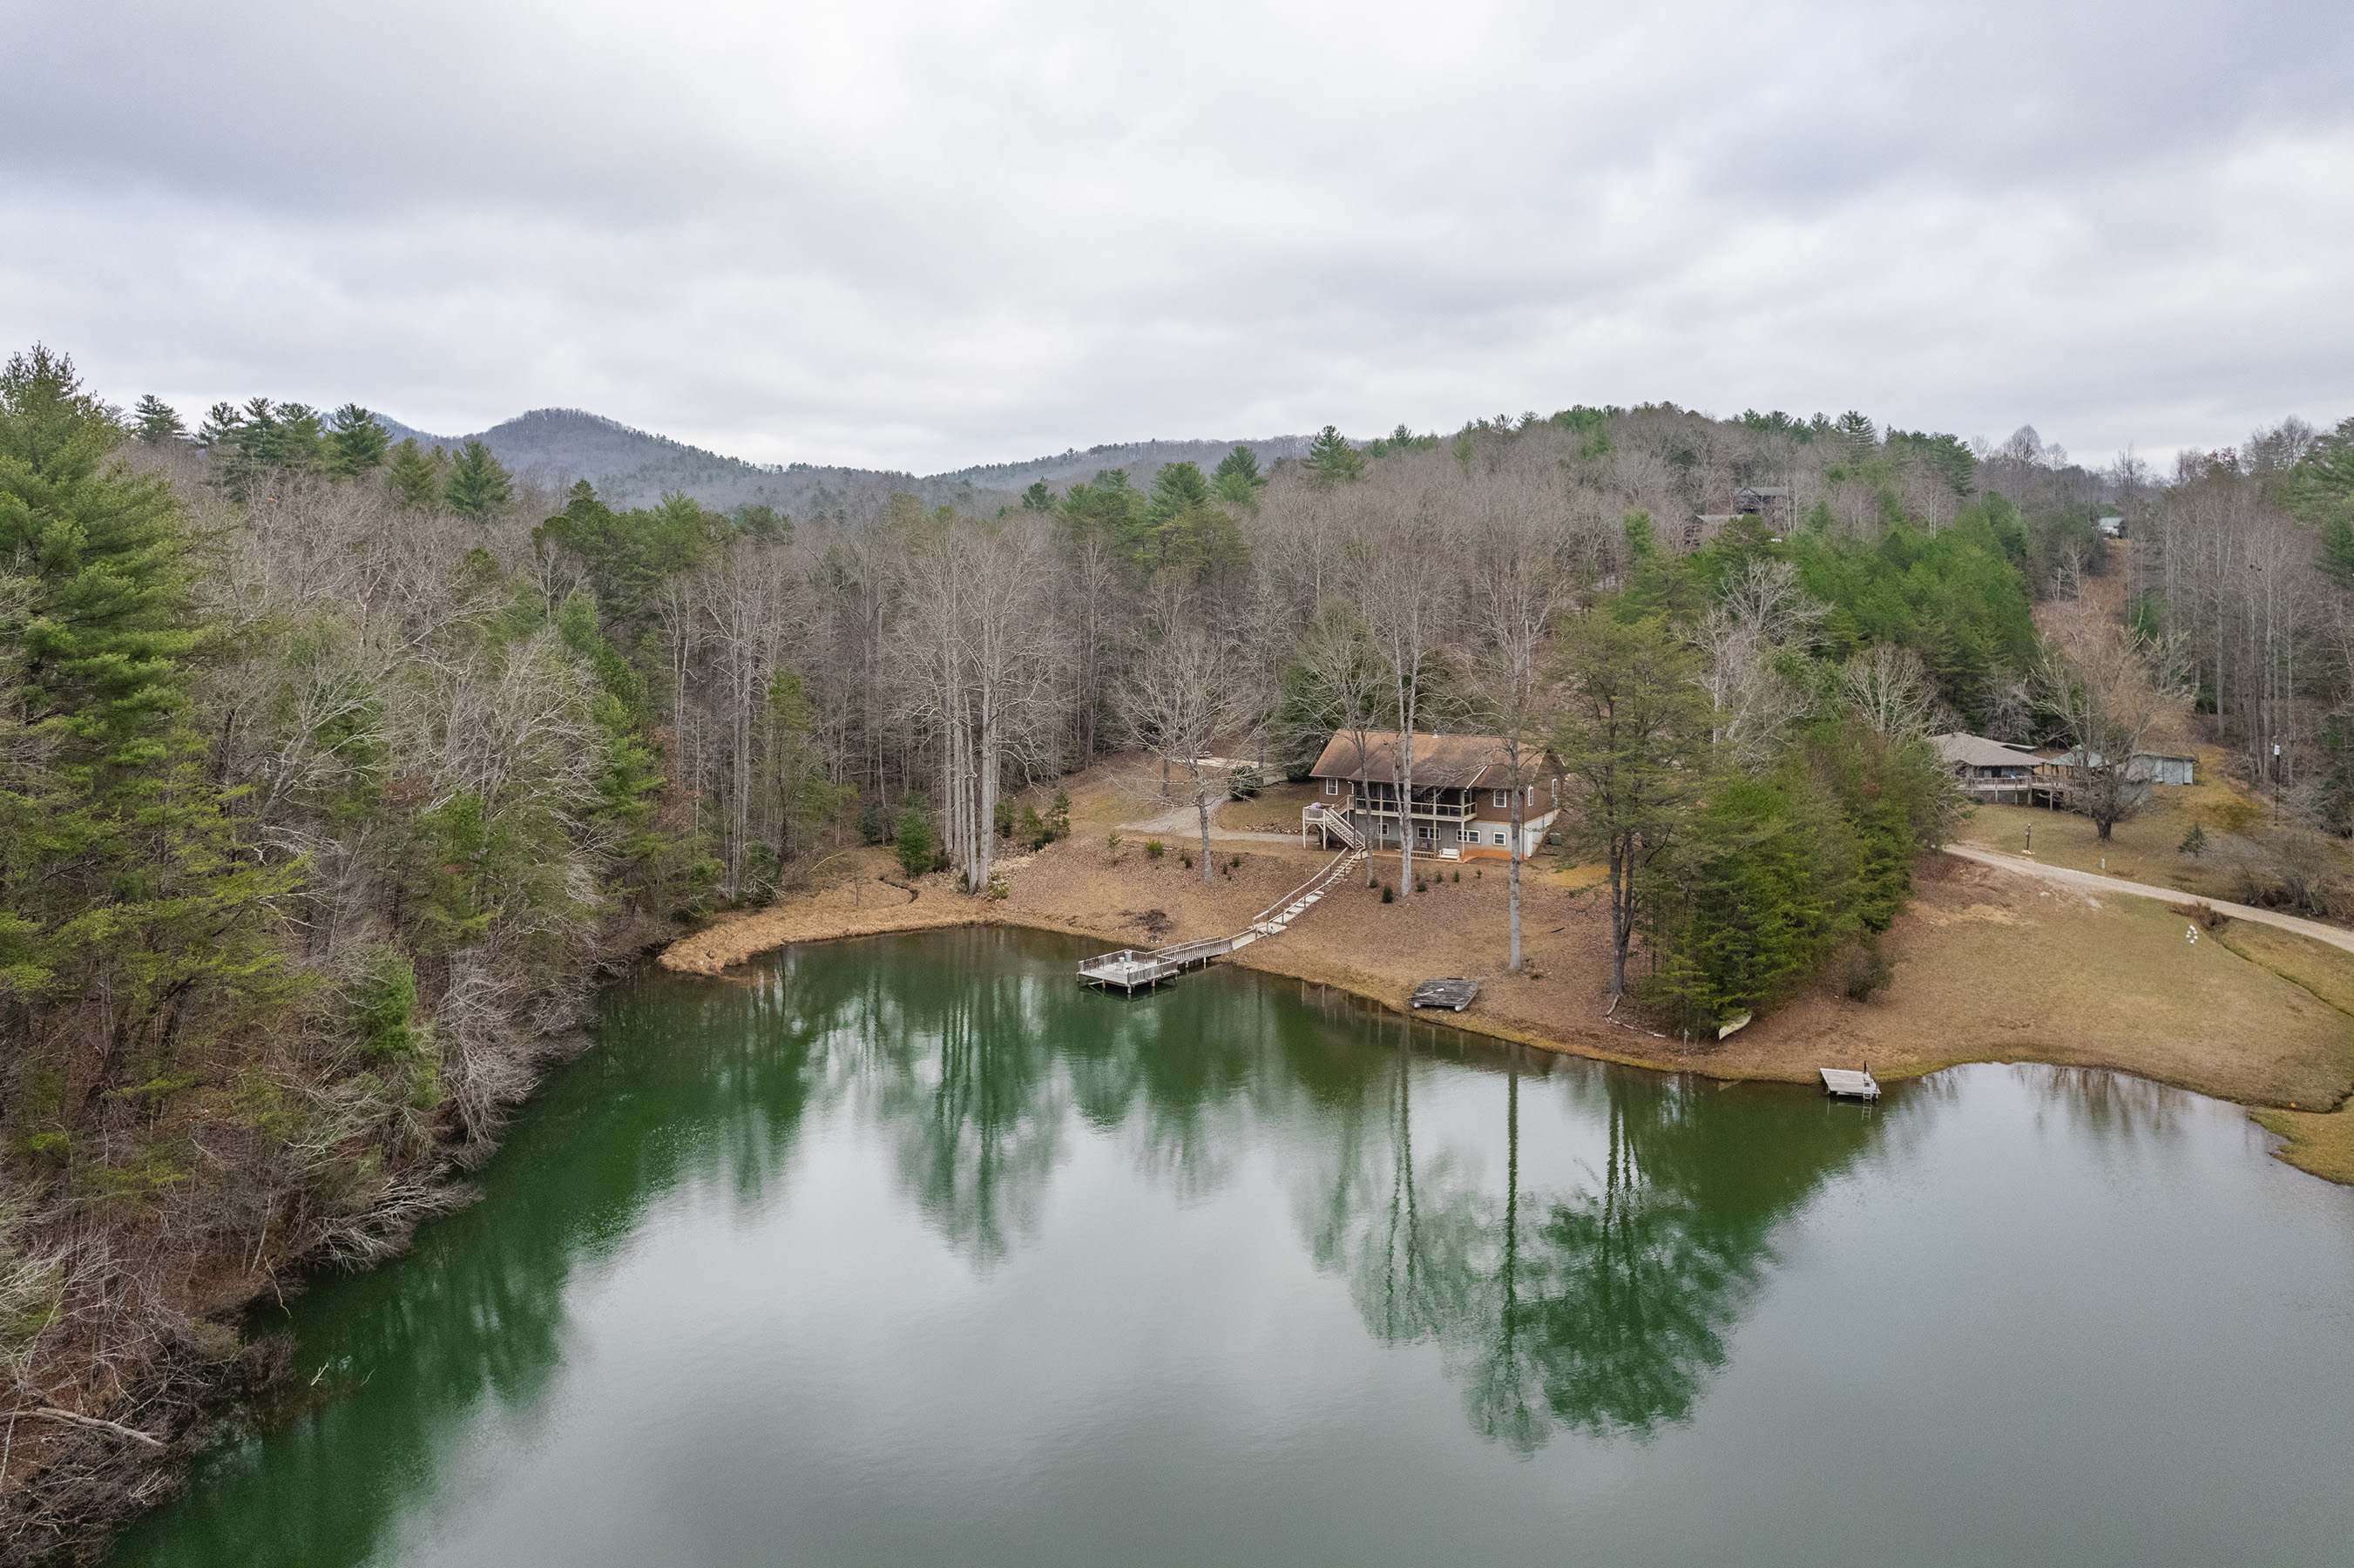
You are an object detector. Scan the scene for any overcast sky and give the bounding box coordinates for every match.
[5,0,2350,472]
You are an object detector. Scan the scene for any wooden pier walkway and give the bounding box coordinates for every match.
[1079,845,1366,993]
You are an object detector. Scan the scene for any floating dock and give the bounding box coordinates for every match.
[1410,977,1480,1011]
[1820,1068,1882,1100]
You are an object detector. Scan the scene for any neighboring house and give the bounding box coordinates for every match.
[1305,730,1559,860]
[1734,485,1792,518]
[1931,733,2040,802]
[2041,748,2195,787]
[2097,513,2124,538]
[1686,513,1740,549]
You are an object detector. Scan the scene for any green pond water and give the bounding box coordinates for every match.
[117,927,2354,1566]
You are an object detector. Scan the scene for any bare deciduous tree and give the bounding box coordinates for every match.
[1122,620,1255,883]
[1688,558,1822,769]
[1836,644,1941,740]
[2034,607,2191,840]
[1464,484,1571,969]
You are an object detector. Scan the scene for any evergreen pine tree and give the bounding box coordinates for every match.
[2318,510,2354,591]
[195,400,244,450]
[261,401,328,471]
[1212,445,1267,507]
[387,437,444,510]
[444,439,512,519]
[0,347,294,1130]
[327,403,390,476]
[894,797,935,876]
[131,394,186,444]
[1304,426,1363,488]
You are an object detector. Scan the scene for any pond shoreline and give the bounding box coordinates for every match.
[110,935,2354,1566]
[659,842,2354,1187]
[45,880,2352,1563]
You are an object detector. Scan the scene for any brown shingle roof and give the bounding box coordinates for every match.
[1309,730,1517,789]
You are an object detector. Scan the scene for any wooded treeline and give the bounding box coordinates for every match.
[6,348,2353,1554]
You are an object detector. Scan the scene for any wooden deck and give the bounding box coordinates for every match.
[1077,936,1235,993]
[1820,1068,1882,1100]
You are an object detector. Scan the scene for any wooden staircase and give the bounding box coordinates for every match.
[1079,845,1364,986]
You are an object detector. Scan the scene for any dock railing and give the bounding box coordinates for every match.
[1080,845,1364,990]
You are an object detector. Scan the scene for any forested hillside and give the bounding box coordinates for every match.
[378,409,1310,518]
[7,351,2354,1555]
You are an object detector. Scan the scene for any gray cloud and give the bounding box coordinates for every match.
[5,0,2350,470]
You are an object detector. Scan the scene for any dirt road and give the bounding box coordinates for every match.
[1942,844,2354,956]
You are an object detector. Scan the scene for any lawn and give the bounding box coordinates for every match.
[1954,741,2353,908]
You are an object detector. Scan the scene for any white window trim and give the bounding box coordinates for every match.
[1492,789,1509,808]
[1324,776,1338,795]
[1492,831,1507,845]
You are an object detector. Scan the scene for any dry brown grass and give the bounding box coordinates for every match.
[2250,1105,2354,1185]
[1955,743,2354,912]
[666,756,2354,1184]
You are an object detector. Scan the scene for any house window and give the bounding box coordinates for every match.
[1324,777,1338,795]
[1460,825,1480,842]
[1416,823,1432,840]
[1492,789,1509,808]
[1492,832,1506,846]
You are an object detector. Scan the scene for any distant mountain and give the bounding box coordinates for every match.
[927,436,1313,495]
[375,408,1306,517]
[375,409,808,512]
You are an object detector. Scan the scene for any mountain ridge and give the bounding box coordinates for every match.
[377,407,1307,514]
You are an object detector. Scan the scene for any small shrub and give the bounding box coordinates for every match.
[1107,828,1123,853]
[352,948,423,1059]
[1180,850,1194,869]
[1833,936,1894,1002]
[856,796,889,846]
[994,797,1015,839]
[2169,899,2228,929]
[2266,828,2339,916]
[1228,855,1241,871]
[1019,803,1049,850]
[1414,876,1426,893]
[1228,763,1263,800]
[1381,883,1394,903]
[1451,868,1460,882]
[894,801,934,876]
[2178,822,2209,858]
[1474,868,1482,878]
[984,872,1010,901]
[1048,789,1072,840]
[742,843,780,906]
[1145,839,1165,860]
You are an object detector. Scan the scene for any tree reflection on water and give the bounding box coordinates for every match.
[1316,1021,1887,1450]
[118,928,1898,1566]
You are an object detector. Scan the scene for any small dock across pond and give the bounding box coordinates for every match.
[1820,1068,1882,1100]
[1077,936,1235,993]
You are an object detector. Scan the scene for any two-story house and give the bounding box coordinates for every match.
[1303,730,1559,861]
